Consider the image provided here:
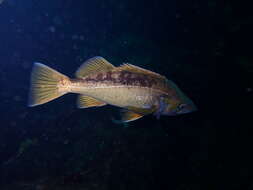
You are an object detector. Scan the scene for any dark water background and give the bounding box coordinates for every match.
[0,0,252,189]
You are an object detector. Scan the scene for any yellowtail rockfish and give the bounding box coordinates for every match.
[28,56,197,122]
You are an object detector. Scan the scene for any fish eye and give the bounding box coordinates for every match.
[177,104,186,111]
[179,104,185,109]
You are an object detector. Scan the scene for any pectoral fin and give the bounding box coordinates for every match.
[77,95,106,108]
[126,106,156,115]
[121,110,144,122]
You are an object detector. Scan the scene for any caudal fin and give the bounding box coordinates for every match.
[28,62,70,107]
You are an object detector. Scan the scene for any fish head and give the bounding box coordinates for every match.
[155,80,197,117]
[158,96,197,116]
[174,101,197,115]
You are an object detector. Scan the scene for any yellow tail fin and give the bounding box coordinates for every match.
[28,62,70,107]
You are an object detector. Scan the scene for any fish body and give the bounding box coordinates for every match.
[29,57,197,122]
[69,71,168,108]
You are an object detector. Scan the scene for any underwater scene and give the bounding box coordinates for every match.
[0,0,252,189]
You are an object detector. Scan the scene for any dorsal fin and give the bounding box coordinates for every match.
[114,64,166,80]
[75,56,115,78]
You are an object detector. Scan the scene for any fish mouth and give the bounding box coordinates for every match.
[178,103,198,114]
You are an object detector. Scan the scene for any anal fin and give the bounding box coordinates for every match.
[121,110,144,123]
[77,95,106,108]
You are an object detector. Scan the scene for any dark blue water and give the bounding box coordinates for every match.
[0,0,252,189]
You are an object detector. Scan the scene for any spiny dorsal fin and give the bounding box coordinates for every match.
[77,95,106,108]
[121,109,144,122]
[114,63,166,80]
[75,56,115,78]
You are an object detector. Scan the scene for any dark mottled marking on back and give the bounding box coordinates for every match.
[117,71,158,87]
[105,71,112,80]
[96,73,103,80]
[82,70,161,88]
[84,77,97,82]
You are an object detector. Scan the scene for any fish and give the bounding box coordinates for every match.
[28,56,197,122]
